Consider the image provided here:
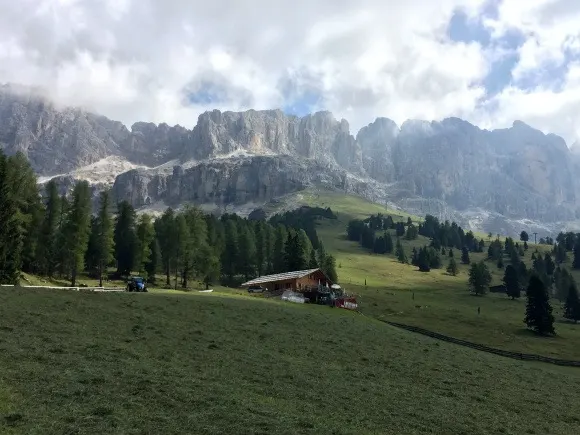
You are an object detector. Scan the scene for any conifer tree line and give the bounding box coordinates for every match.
[0,152,337,287]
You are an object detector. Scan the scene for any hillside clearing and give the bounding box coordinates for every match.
[276,190,580,360]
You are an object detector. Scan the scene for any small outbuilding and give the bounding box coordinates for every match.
[241,268,333,293]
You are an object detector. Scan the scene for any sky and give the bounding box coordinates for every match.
[1,0,580,144]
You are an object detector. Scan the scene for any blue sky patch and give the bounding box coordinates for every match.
[283,91,322,117]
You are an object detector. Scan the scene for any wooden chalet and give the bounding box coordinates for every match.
[241,268,333,293]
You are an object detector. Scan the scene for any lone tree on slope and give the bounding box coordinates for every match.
[461,246,470,265]
[520,231,529,242]
[468,262,491,296]
[446,257,458,276]
[503,265,520,300]
[525,275,555,336]
[564,284,580,324]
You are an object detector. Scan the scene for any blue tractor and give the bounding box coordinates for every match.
[126,276,147,292]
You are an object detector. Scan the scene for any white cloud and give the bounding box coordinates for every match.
[477,0,580,143]
[3,0,580,146]
[0,0,491,132]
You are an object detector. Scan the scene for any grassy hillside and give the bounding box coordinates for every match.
[278,189,580,359]
[1,287,580,435]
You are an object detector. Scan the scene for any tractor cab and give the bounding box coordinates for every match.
[127,276,147,292]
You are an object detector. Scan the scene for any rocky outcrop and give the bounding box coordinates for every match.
[385,118,578,221]
[184,109,362,172]
[111,156,353,210]
[0,84,129,174]
[357,117,398,183]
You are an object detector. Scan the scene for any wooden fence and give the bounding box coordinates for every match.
[379,319,580,367]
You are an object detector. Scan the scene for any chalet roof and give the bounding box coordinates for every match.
[241,268,323,287]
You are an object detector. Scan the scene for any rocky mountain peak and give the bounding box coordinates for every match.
[2,83,580,235]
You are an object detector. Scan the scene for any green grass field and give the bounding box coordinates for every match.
[1,287,580,435]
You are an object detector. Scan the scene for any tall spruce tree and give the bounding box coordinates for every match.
[37,180,61,277]
[135,214,155,278]
[155,208,177,286]
[321,254,338,283]
[468,262,491,296]
[308,249,318,268]
[8,153,43,275]
[564,284,580,323]
[272,225,287,273]
[145,238,161,284]
[461,246,470,265]
[221,219,239,282]
[525,275,555,335]
[0,153,22,284]
[238,223,257,280]
[64,181,92,286]
[174,214,189,288]
[56,194,70,278]
[395,238,407,264]
[446,257,458,276]
[573,239,580,269]
[95,190,115,286]
[384,232,394,253]
[114,201,137,277]
[503,265,520,300]
[418,247,430,272]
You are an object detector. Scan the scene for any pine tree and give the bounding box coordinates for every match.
[418,247,430,272]
[114,201,137,277]
[321,254,338,283]
[145,238,161,284]
[555,243,567,264]
[446,257,458,276]
[461,246,470,265]
[254,221,266,276]
[395,238,407,264]
[411,247,418,266]
[503,265,520,300]
[573,240,580,269]
[308,249,318,268]
[94,191,115,286]
[468,262,491,296]
[174,214,189,288]
[85,216,100,277]
[384,232,394,253]
[8,153,43,275]
[449,248,454,258]
[497,257,504,269]
[64,181,92,286]
[272,225,287,273]
[55,194,70,278]
[518,261,529,287]
[564,284,580,323]
[297,229,313,267]
[0,153,22,284]
[155,208,177,286]
[525,275,555,335]
[198,244,221,289]
[555,267,576,302]
[544,253,555,276]
[405,224,418,240]
[37,180,61,277]
[135,214,155,278]
[221,219,239,282]
[520,231,529,242]
[238,223,258,280]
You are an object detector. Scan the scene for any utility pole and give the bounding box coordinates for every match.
[533,232,538,244]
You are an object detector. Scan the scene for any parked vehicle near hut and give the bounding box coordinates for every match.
[126,276,147,292]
